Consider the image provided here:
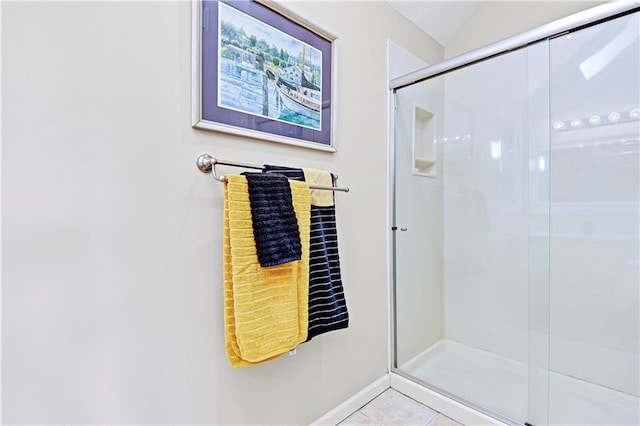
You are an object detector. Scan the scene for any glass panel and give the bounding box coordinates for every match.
[393,45,538,423]
[393,76,445,369]
[548,11,640,425]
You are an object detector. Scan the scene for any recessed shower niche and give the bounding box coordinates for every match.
[412,104,436,177]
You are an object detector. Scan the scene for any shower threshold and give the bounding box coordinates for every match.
[398,339,639,425]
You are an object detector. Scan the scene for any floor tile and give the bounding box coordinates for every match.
[360,388,439,426]
[427,413,464,426]
[338,411,381,425]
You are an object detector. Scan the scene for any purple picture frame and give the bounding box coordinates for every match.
[192,0,337,152]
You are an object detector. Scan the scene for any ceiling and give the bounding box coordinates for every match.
[386,1,481,47]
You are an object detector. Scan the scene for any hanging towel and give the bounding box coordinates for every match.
[302,167,335,207]
[306,205,348,340]
[262,165,306,181]
[243,172,302,267]
[223,174,311,367]
[264,166,349,341]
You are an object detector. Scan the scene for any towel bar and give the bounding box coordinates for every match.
[196,154,349,193]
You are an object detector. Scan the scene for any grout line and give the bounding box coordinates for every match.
[358,410,383,425]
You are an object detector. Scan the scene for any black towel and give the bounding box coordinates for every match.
[263,165,349,341]
[243,172,302,268]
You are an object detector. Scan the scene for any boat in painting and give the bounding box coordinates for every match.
[276,70,321,120]
[272,46,321,122]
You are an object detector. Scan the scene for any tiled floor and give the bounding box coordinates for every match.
[338,388,464,426]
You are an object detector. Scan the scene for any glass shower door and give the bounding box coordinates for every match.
[393,42,550,424]
[393,7,640,426]
[547,11,640,425]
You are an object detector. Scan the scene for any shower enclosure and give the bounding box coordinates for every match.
[391,3,639,425]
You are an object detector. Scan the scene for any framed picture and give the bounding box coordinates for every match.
[192,0,338,152]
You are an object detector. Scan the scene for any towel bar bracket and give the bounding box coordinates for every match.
[197,154,262,183]
[195,153,349,193]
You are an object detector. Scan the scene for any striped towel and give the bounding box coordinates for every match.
[223,174,311,367]
[263,166,349,341]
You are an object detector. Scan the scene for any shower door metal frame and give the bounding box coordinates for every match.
[389,1,640,424]
[390,0,639,91]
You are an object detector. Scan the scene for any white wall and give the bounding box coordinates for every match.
[445,1,604,58]
[1,1,442,424]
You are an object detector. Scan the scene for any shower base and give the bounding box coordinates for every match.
[399,339,639,425]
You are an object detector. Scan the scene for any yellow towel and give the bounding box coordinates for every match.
[302,168,334,207]
[223,174,311,367]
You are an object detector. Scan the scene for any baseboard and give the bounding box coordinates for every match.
[389,372,509,426]
[309,375,390,425]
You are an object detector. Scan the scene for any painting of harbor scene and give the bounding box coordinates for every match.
[217,1,323,131]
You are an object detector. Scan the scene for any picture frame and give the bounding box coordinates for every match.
[192,0,338,152]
